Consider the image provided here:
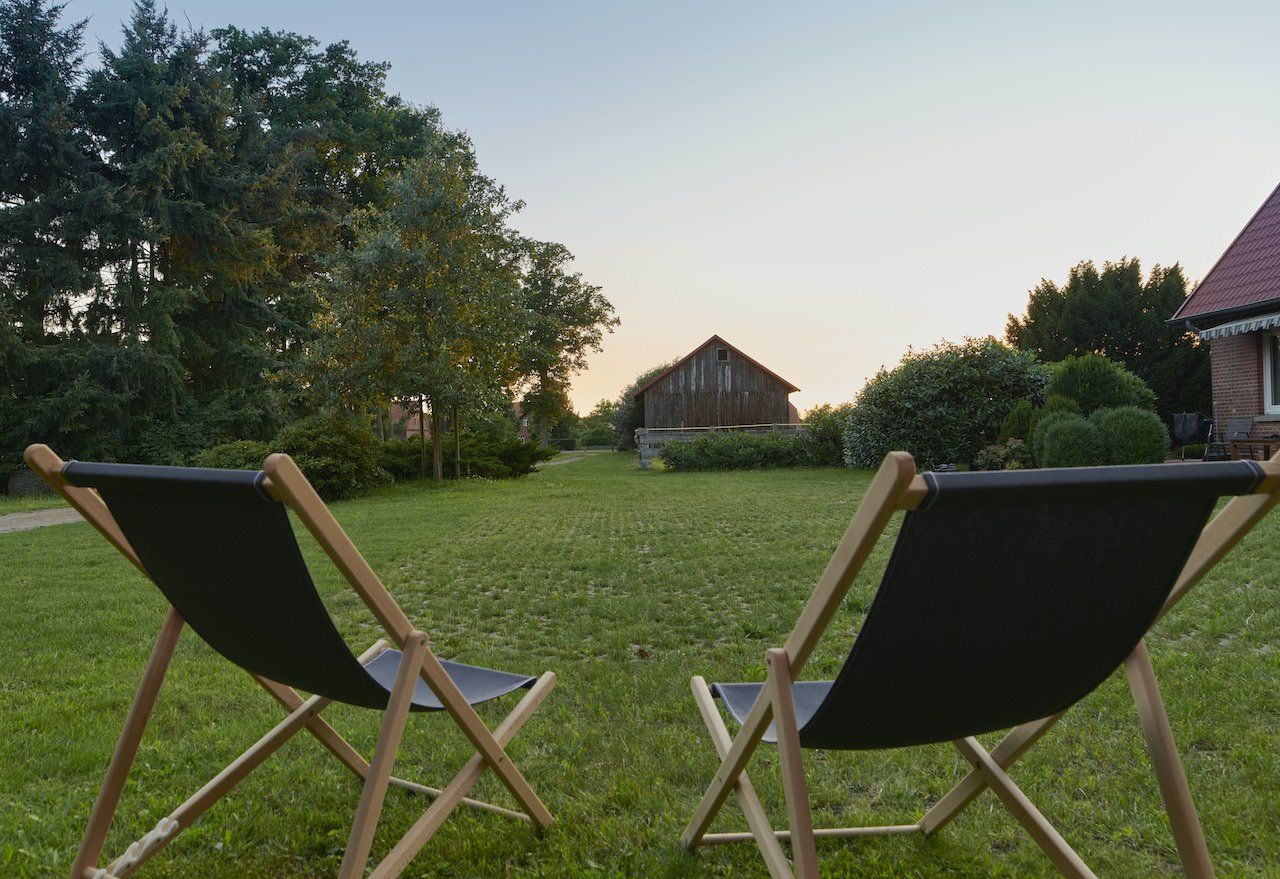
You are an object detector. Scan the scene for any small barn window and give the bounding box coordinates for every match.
[716,347,729,362]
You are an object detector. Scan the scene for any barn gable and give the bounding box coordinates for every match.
[634,335,798,429]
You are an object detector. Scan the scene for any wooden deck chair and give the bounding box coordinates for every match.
[681,451,1280,879]
[24,444,557,879]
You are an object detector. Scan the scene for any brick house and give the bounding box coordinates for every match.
[1170,182,1280,436]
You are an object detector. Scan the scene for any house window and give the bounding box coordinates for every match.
[716,347,729,362]
[1266,332,1280,415]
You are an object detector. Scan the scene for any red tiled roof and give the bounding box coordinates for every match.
[1172,181,1280,324]
[633,335,800,399]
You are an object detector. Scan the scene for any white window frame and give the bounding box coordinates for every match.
[1265,330,1280,415]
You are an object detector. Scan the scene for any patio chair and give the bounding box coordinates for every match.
[681,451,1280,879]
[24,444,557,879]
[1204,415,1254,461]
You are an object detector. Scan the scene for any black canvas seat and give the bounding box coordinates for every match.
[681,452,1280,879]
[712,682,829,743]
[707,462,1264,753]
[60,460,534,712]
[364,652,534,710]
[31,445,558,879]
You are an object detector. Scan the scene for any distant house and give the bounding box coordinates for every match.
[632,335,799,466]
[1170,181,1280,433]
[389,401,430,441]
[390,401,531,442]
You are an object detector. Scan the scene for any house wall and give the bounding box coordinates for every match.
[1210,333,1262,422]
[640,342,792,428]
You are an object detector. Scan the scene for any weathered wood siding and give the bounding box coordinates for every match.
[641,341,791,428]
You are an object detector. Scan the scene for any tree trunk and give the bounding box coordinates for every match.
[452,404,461,479]
[431,407,444,482]
[418,396,428,478]
[539,420,549,448]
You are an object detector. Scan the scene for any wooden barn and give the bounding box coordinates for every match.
[632,335,799,465]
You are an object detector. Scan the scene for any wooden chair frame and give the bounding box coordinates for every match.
[681,451,1280,879]
[25,444,557,879]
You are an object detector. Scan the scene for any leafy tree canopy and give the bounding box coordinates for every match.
[1005,258,1209,422]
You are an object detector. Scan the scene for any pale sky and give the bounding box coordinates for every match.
[72,0,1280,412]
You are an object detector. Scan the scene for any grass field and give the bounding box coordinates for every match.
[0,491,65,515]
[2,452,1278,878]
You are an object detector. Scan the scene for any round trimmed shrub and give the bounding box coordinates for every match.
[1030,410,1085,466]
[1090,406,1170,464]
[1040,418,1107,468]
[1047,354,1156,414]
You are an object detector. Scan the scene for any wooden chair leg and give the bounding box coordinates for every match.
[953,737,1097,879]
[368,671,557,879]
[70,608,183,879]
[1123,640,1215,879]
[339,632,430,879]
[768,649,818,879]
[416,649,554,829]
[690,676,793,879]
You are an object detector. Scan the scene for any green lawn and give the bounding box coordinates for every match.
[2,453,1278,877]
[0,491,65,515]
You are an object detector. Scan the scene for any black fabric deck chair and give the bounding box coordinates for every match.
[681,451,1280,879]
[1173,412,1211,459]
[25,444,557,879]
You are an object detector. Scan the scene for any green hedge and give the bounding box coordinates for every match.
[798,404,854,467]
[659,431,803,471]
[1030,410,1084,466]
[996,399,1035,444]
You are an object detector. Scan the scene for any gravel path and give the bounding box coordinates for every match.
[0,507,82,533]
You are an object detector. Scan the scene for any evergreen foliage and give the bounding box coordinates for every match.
[610,360,677,450]
[1046,354,1157,415]
[1039,417,1108,468]
[0,1,613,483]
[1030,410,1086,466]
[1090,406,1170,465]
[1006,259,1207,422]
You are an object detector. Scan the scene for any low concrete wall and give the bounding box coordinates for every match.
[635,423,803,469]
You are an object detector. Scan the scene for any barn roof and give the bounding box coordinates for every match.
[633,335,800,399]
[1171,180,1280,327]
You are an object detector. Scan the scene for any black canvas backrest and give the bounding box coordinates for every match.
[63,461,393,708]
[798,461,1264,751]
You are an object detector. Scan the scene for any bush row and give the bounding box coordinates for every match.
[194,414,555,499]
[657,409,851,472]
[979,406,1169,470]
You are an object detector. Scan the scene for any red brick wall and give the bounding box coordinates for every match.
[1209,333,1262,421]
